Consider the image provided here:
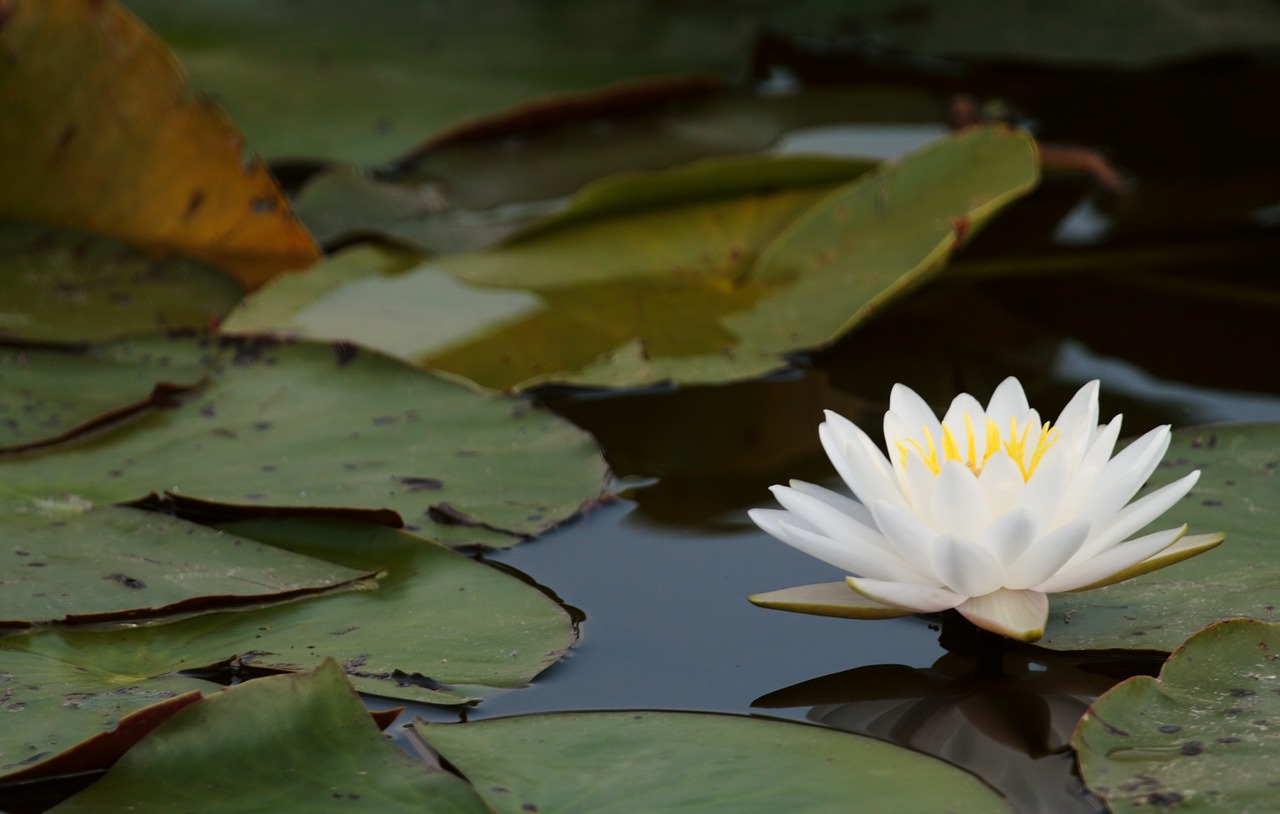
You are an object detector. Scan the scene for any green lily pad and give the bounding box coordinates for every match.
[0,504,378,630]
[126,0,755,164]
[1043,424,1280,651]
[3,518,577,705]
[225,126,1039,389]
[0,648,215,781]
[47,660,489,813]
[0,335,609,549]
[1072,619,1280,812]
[0,223,244,345]
[0,339,205,453]
[416,711,1011,813]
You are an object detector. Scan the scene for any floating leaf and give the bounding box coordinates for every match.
[226,126,1039,389]
[126,0,755,163]
[3,518,577,705]
[1072,619,1280,812]
[1043,424,1280,651]
[0,0,317,287]
[0,505,378,631]
[417,711,1011,813]
[47,660,489,813]
[0,335,609,549]
[0,223,243,345]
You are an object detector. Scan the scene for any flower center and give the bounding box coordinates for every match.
[896,414,1059,481]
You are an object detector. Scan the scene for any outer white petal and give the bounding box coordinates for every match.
[1033,525,1186,593]
[846,577,964,612]
[976,450,1024,518]
[1051,380,1100,472]
[888,383,941,441]
[1076,425,1171,528]
[820,412,907,511]
[769,485,893,556]
[956,589,1049,642]
[1003,518,1091,590]
[748,510,926,583]
[787,479,876,530]
[1013,445,1069,531]
[930,461,992,542]
[931,533,1004,598]
[1070,471,1200,564]
[899,453,938,517]
[978,509,1038,568]
[985,377,1030,421]
[870,499,939,578]
[1053,415,1122,525]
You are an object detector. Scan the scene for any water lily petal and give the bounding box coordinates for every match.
[1067,532,1224,591]
[820,411,906,511]
[1071,471,1200,564]
[846,577,964,613]
[888,383,941,441]
[931,532,1004,597]
[1033,525,1186,593]
[976,450,1024,518]
[1051,380,1100,471]
[978,508,1038,568]
[871,499,939,576]
[1052,415,1122,525]
[769,485,892,555]
[899,452,938,517]
[1077,425,1171,527]
[1013,444,1069,531]
[748,582,915,620]
[931,461,992,542]
[748,510,925,583]
[956,589,1049,642]
[787,479,876,530]
[941,393,986,450]
[985,376,1030,421]
[1004,518,1091,589]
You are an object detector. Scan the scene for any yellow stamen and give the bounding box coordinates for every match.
[897,415,1061,482]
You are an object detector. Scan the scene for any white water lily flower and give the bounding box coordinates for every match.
[748,377,1223,642]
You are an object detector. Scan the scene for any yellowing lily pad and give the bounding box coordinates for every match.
[225,126,1039,389]
[1043,424,1280,651]
[416,711,1012,813]
[47,660,489,813]
[1072,619,1280,812]
[0,0,317,287]
[0,223,243,345]
[0,335,609,549]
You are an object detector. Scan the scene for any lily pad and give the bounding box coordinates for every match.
[416,710,1011,813]
[3,518,577,705]
[225,126,1039,389]
[47,660,489,814]
[126,0,755,164]
[1043,424,1280,651]
[0,504,378,631]
[0,223,244,345]
[0,648,215,782]
[0,335,609,549]
[1072,619,1280,812]
[0,340,206,453]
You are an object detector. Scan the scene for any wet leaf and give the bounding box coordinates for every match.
[0,0,318,288]
[1073,619,1280,812]
[0,335,609,549]
[226,126,1039,389]
[47,660,489,813]
[0,505,379,631]
[1043,424,1280,651]
[3,518,577,705]
[417,711,1011,813]
[0,223,244,344]
[126,0,756,164]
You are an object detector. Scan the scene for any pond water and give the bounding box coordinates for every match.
[395,285,1280,812]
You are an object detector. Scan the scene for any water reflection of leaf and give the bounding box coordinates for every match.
[755,623,1160,813]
